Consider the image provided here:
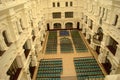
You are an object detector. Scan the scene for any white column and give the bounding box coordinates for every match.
[21,8,29,29]
[101,34,109,46]
[98,48,108,63]
[26,69,31,80]
[111,15,117,25]
[115,45,120,62]
[86,33,90,39]
[26,39,32,49]
[94,7,99,16]
[16,55,23,68]
[88,19,92,27]
[82,27,86,33]
[90,41,96,50]
[16,21,23,33]
[0,35,8,51]
[23,69,31,80]
[100,8,103,18]
[83,16,87,23]
[41,30,44,41]
[31,55,37,66]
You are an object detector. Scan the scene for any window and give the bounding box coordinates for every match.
[16,21,22,34]
[107,37,118,55]
[112,15,118,26]
[99,7,101,16]
[100,8,105,18]
[53,2,55,7]
[7,59,22,80]
[19,19,24,30]
[66,2,68,7]
[57,2,60,7]
[102,8,105,17]
[65,12,73,18]
[53,12,61,19]
[65,2,73,7]
[70,2,73,6]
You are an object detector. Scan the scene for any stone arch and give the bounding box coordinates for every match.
[65,22,73,29]
[1,23,13,47]
[2,31,10,47]
[53,23,61,29]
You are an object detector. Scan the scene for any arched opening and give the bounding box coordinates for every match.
[2,31,11,47]
[16,21,22,34]
[53,2,55,7]
[7,58,22,80]
[60,37,73,53]
[23,40,31,58]
[96,46,101,55]
[77,22,80,30]
[57,2,60,7]
[54,23,61,29]
[65,22,73,29]
[47,23,50,30]
[112,15,119,26]
[102,58,112,74]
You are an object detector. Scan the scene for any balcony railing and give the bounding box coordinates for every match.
[29,66,36,78]
[93,38,101,45]
[9,68,22,80]
[24,49,31,58]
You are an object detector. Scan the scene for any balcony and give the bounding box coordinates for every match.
[24,49,31,58]
[93,38,101,45]
[92,33,103,45]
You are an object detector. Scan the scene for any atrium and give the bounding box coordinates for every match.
[0,0,120,80]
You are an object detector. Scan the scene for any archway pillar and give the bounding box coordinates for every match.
[98,47,108,63]
[65,22,73,29]
[0,35,8,51]
[17,20,23,33]
[5,30,14,43]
